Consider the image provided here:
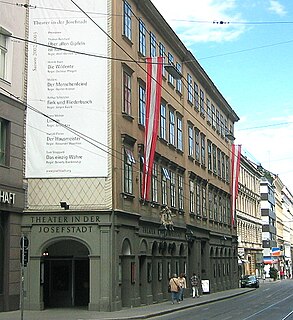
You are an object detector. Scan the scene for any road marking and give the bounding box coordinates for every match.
[241,293,293,320]
[281,310,293,320]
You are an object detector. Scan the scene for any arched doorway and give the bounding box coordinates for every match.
[42,239,90,308]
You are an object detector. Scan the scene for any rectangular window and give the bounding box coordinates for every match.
[170,171,176,208]
[0,118,9,166]
[202,186,207,217]
[226,155,230,182]
[150,32,157,57]
[160,102,166,140]
[195,128,200,162]
[216,109,220,132]
[220,114,224,136]
[152,162,158,202]
[207,140,212,171]
[187,74,193,103]
[138,84,146,126]
[196,182,201,216]
[188,125,194,157]
[207,99,212,124]
[0,215,4,293]
[212,144,217,175]
[123,70,131,114]
[124,148,135,194]
[217,148,221,177]
[190,180,195,214]
[200,89,205,116]
[123,1,132,40]
[167,52,174,85]
[201,133,206,166]
[208,189,213,219]
[176,62,182,93]
[161,167,170,205]
[211,104,216,128]
[221,152,225,180]
[177,117,183,151]
[169,109,175,146]
[138,19,146,56]
[214,194,218,221]
[159,43,165,77]
[194,82,199,110]
[0,34,7,79]
[178,175,184,211]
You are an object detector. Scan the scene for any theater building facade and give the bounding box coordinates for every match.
[23,0,240,312]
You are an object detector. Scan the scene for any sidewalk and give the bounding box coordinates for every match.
[0,287,255,320]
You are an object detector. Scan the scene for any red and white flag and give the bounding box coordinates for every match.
[141,57,163,201]
[231,144,241,225]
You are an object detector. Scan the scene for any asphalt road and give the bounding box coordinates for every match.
[152,279,293,320]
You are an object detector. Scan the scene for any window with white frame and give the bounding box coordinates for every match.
[221,152,225,180]
[201,133,206,166]
[150,32,157,57]
[0,118,9,166]
[123,69,131,114]
[207,140,212,171]
[208,189,213,219]
[123,0,132,41]
[207,99,212,124]
[196,182,201,216]
[170,171,176,208]
[176,62,182,93]
[138,83,146,126]
[212,144,217,174]
[161,167,170,205]
[152,162,158,202]
[216,109,220,132]
[138,19,146,56]
[187,73,193,103]
[226,155,230,182]
[167,52,174,85]
[220,113,224,136]
[188,124,194,157]
[159,42,165,77]
[202,186,207,217]
[211,104,216,128]
[200,89,205,115]
[189,180,195,214]
[195,128,200,162]
[160,101,167,140]
[0,34,7,80]
[169,109,175,146]
[177,116,183,151]
[194,82,199,110]
[124,147,135,194]
[178,174,184,211]
[217,148,221,177]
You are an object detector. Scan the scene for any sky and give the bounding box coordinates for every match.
[152,0,293,193]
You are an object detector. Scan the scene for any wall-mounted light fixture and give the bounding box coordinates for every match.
[60,201,69,210]
[225,130,235,141]
[185,228,194,243]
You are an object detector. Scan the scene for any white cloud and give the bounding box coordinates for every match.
[268,0,287,16]
[151,0,247,44]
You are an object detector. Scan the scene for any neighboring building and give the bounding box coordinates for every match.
[22,0,239,312]
[260,174,278,276]
[236,157,262,277]
[0,0,26,311]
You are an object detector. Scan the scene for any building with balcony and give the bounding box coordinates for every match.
[0,0,26,311]
[21,0,239,312]
[236,157,262,277]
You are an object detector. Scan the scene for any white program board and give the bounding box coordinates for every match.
[26,0,108,177]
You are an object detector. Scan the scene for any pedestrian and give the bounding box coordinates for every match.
[178,273,187,301]
[169,274,181,304]
[190,272,200,298]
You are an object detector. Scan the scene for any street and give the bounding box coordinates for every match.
[152,279,293,320]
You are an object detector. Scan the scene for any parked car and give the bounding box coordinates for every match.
[240,275,259,288]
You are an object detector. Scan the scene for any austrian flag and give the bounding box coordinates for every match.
[231,144,241,225]
[141,57,163,201]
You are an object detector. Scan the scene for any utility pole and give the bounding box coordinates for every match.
[20,235,29,320]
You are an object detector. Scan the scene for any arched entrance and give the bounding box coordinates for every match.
[42,239,89,308]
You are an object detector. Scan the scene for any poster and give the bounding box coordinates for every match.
[26,0,108,177]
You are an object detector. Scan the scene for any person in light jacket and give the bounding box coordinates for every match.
[178,273,187,301]
[169,274,181,304]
